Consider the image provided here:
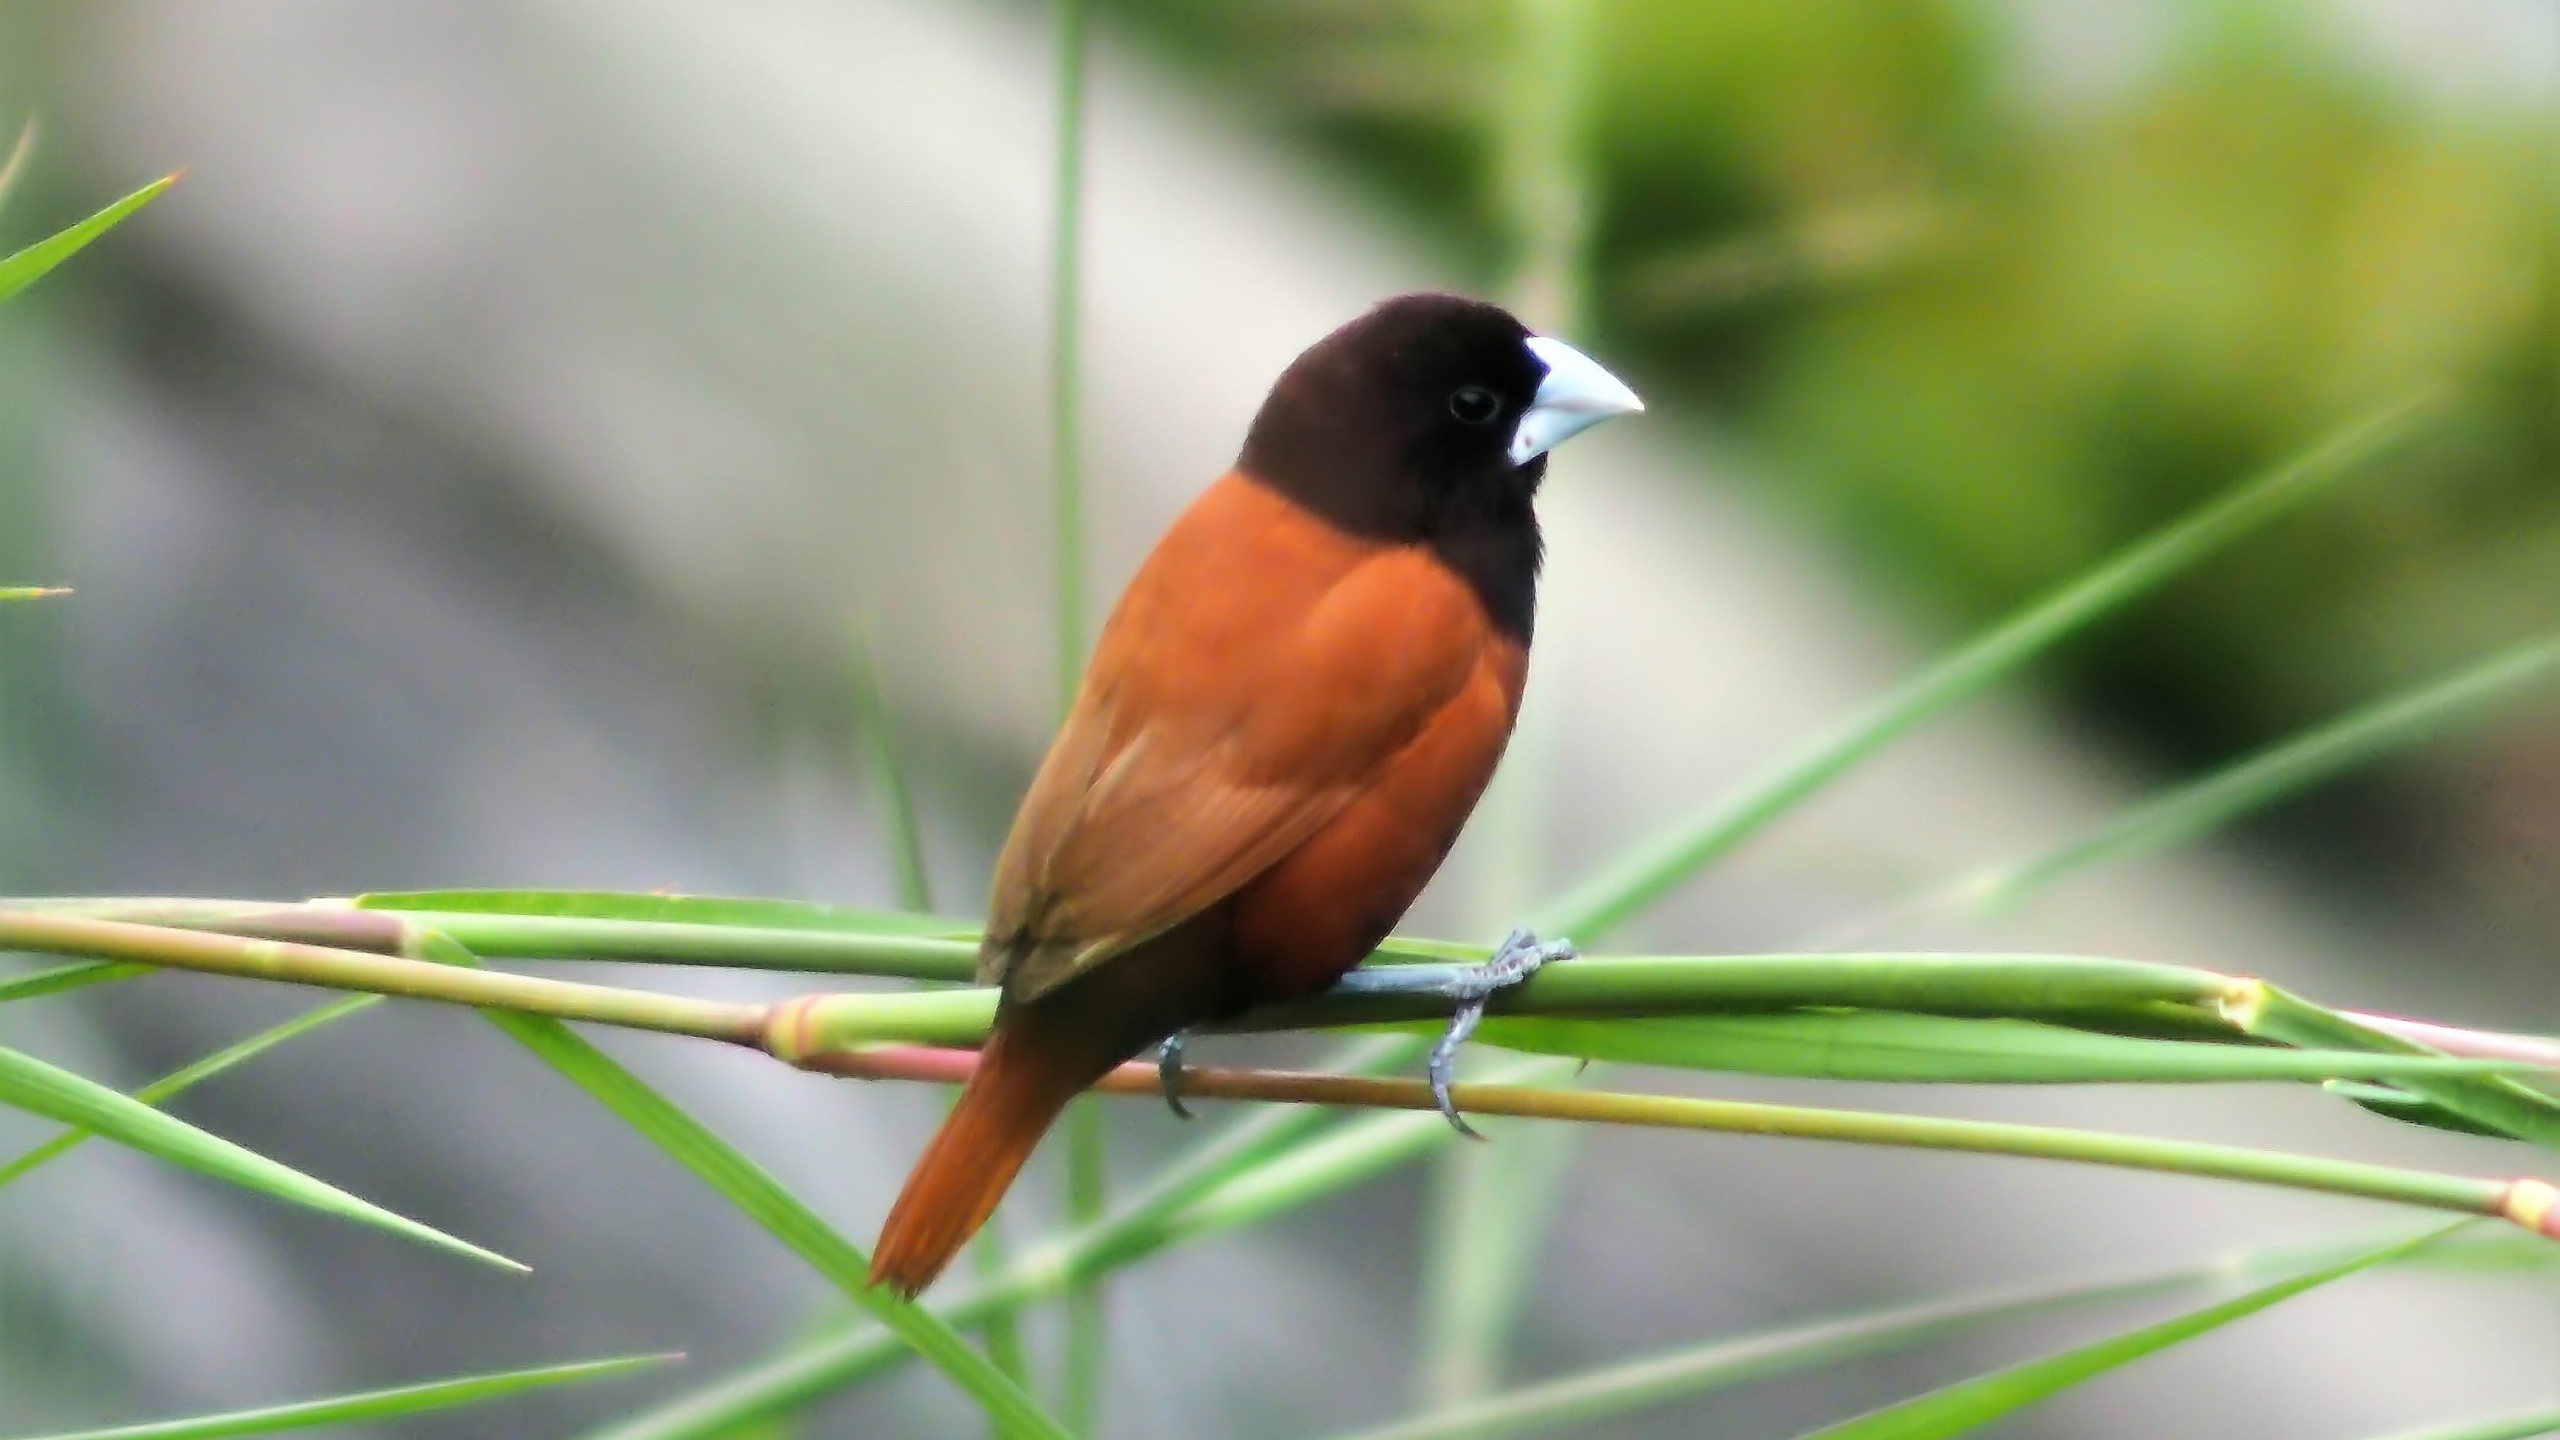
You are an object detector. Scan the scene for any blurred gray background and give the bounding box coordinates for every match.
[0,1,2553,1436]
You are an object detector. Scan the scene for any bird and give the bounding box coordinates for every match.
[869,292,1642,1298]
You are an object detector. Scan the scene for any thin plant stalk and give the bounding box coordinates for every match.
[1953,629,2560,919]
[9,1354,678,1440]
[809,1046,2547,1230]
[0,994,380,1190]
[853,621,1029,1394]
[1047,0,1104,1427]
[1419,0,1604,1408]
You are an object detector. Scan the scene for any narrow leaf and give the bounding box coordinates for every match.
[2242,986,2560,1153]
[0,994,380,1190]
[1966,631,2560,913]
[0,960,142,1003]
[1469,1011,2543,1085]
[0,117,36,216]
[1533,393,2442,943]
[0,174,176,305]
[1324,1227,2447,1440]
[2326,1080,2518,1139]
[0,1042,519,1270]
[0,587,70,602]
[2360,1409,2560,1440]
[1788,1224,2461,1440]
[356,889,967,937]
[849,620,936,916]
[10,1353,675,1439]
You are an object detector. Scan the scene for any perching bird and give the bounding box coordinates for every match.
[870,293,1642,1297]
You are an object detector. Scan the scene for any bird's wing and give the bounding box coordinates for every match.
[981,479,1499,1002]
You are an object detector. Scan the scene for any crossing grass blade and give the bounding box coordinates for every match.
[1961,630,2560,916]
[356,889,972,938]
[0,960,142,1003]
[1784,1223,2463,1440]
[0,117,34,217]
[2324,1080,2519,1139]
[1532,392,2442,943]
[7,1353,677,1439]
[0,1041,519,1270]
[418,936,1072,1440]
[0,174,176,306]
[2357,1409,2560,1440]
[1320,1227,2455,1440]
[0,994,380,1191]
[1466,1011,2544,1085]
[849,619,936,917]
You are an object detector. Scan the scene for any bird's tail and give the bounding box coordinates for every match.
[869,1022,1098,1298]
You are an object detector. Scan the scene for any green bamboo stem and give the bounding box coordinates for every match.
[5,897,983,978]
[6,908,2246,1049]
[767,954,2238,1055]
[0,911,767,1043]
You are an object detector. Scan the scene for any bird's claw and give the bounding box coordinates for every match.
[1427,928,1575,1138]
[1157,1033,1193,1120]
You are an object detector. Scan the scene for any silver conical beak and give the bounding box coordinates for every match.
[1510,335,1645,465]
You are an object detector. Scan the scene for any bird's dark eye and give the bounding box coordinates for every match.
[1447,385,1502,426]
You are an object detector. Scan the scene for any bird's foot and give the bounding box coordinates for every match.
[1427,928,1575,1139]
[1156,1032,1193,1120]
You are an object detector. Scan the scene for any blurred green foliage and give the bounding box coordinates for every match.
[1113,0,2558,762]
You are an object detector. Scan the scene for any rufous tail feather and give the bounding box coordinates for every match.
[869,1025,1091,1298]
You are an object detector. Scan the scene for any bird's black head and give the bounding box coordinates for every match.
[1237,292,1640,640]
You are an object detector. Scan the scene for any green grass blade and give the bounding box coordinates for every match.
[1966,630,2560,914]
[1468,1011,2542,1084]
[2240,986,2560,1152]
[351,905,978,979]
[573,1047,1410,1440]
[1415,1127,1575,1408]
[419,936,1070,1440]
[849,621,936,916]
[1325,1228,2444,1440]
[2360,1409,2560,1440]
[0,587,71,602]
[9,1353,676,1439]
[0,960,143,1003]
[1788,1224,2463,1440]
[1048,1,1104,1419]
[2325,1080,2520,1139]
[1532,392,2442,943]
[0,994,380,1190]
[355,889,970,937]
[0,174,176,306]
[0,1042,519,1270]
[0,117,36,217]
